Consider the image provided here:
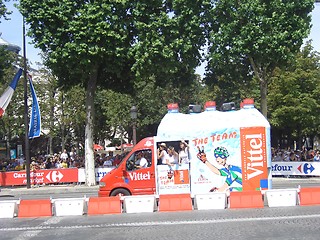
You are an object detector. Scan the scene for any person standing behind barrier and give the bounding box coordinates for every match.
[45,157,53,169]
[158,143,168,165]
[55,158,62,168]
[60,149,69,160]
[314,151,320,161]
[178,140,189,165]
[69,148,76,161]
[288,151,297,161]
[61,158,68,168]
[103,155,113,167]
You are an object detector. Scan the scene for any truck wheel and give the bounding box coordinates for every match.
[110,188,130,197]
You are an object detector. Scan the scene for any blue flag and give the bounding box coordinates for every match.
[28,76,41,139]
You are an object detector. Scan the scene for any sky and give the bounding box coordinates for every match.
[1,2,320,73]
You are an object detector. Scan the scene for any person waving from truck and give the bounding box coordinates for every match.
[166,146,179,166]
[178,140,190,165]
[157,143,168,165]
[197,146,242,192]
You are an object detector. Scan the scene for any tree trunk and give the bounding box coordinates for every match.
[248,56,268,118]
[49,89,55,155]
[61,93,66,151]
[259,78,268,118]
[309,135,315,149]
[297,127,302,150]
[85,66,98,186]
[6,128,10,159]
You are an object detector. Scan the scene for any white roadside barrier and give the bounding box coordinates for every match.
[53,197,86,216]
[123,195,157,213]
[194,192,227,210]
[0,200,19,218]
[1,186,317,218]
[265,188,299,207]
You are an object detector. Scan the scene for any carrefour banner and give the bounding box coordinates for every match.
[0,168,78,186]
[78,167,114,182]
[272,162,320,176]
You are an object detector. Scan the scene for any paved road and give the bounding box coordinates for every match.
[1,206,320,240]
[1,177,320,239]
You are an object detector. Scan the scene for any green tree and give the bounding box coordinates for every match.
[31,67,86,155]
[19,0,206,185]
[0,51,24,159]
[0,0,11,23]
[268,42,320,149]
[0,47,14,84]
[134,73,206,130]
[205,0,314,116]
[95,89,133,145]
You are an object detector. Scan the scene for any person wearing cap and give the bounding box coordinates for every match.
[157,143,168,165]
[197,146,242,192]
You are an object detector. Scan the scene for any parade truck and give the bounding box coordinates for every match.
[98,99,272,197]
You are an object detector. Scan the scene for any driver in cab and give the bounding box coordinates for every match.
[135,151,148,169]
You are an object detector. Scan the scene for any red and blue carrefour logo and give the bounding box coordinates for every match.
[297,163,315,174]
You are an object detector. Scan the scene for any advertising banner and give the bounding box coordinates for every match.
[189,126,269,194]
[10,149,17,159]
[240,127,269,190]
[77,167,114,182]
[271,162,320,176]
[157,164,190,195]
[190,128,241,194]
[0,168,78,186]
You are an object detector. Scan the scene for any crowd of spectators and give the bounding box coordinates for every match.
[272,147,320,162]
[0,148,128,172]
[1,146,319,172]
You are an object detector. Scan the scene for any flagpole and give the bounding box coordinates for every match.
[23,16,31,189]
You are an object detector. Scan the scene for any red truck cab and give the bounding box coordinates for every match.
[98,137,156,197]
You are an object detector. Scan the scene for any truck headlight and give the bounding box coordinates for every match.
[99,182,106,187]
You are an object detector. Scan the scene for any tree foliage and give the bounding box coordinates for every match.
[95,89,133,143]
[0,0,11,23]
[32,67,86,154]
[19,0,206,185]
[205,0,314,116]
[0,47,15,84]
[94,73,206,145]
[268,42,320,149]
[132,73,205,139]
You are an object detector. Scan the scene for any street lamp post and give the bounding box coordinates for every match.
[130,106,137,146]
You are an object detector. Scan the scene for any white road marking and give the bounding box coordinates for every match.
[42,217,62,225]
[12,217,62,240]
[2,214,320,232]
[13,230,42,240]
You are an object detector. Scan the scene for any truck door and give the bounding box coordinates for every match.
[124,149,156,195]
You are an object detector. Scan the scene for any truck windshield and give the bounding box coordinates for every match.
[112,151,130,167]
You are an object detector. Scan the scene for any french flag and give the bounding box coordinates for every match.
[0,68,23,117]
